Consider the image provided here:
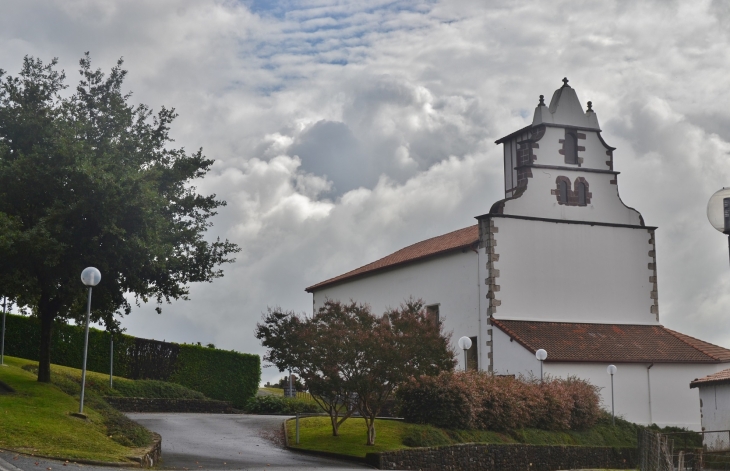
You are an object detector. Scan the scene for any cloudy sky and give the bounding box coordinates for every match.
[2,0,730,385]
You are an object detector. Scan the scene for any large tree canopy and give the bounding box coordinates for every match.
[0,55,239,382]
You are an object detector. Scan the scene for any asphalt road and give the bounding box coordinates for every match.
[128,413,369,470]
[0,414,369,471]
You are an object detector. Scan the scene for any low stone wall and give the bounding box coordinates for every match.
[127,432,162,468]
[365,443,638,471]
[104,397,240,414]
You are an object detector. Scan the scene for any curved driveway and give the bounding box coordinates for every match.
[127,413,369,470]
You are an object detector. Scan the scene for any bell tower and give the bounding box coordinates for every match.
[479,79,659,327]
[492,78,643,226]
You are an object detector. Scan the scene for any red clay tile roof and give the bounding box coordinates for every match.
[690,368,730,388]
[665,329,730,362]
[491,319,730,364]
[306,225,479,292]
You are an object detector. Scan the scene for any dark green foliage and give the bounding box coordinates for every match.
[396,373,473,429]
[244,395,320,414]
[0,55,239,382]
[169,344,260,408]
[400,413,640,449]
[111,379,205,400]
[6,313,260,406]
[401,425,452,448]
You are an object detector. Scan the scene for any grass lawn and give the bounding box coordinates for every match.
[287,417,429,457]
[260,387,284,396]
[0,356,147,463]
[286,415,641,458]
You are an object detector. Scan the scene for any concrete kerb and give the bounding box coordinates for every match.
[0,432,161,469]
[282,416,375,468]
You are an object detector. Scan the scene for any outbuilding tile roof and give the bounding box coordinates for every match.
[306,225,479,292]
[491,319,730,364]
[690,369,730,388]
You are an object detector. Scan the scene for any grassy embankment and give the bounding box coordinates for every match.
[0,355,205,462]
[286,414,642,458]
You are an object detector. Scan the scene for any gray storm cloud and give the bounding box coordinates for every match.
[1,0,730,385]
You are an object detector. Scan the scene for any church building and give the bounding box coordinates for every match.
[306,79,730,430]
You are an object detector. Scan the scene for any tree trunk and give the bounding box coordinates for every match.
[330,412,340,436]
[37,294,55,383]
[365,414,376,446]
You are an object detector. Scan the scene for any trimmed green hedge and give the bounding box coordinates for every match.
[2,313,260,407]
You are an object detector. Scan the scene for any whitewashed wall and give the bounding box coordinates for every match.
[546,362,724,430]
[491,217,657,325]
[491,326,541,378]
[698,383,730,450]
[311,250,480,371]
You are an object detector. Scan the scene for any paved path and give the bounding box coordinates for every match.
[128,413,368,470]
[0,414,368,471]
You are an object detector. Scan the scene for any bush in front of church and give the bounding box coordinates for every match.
[396,371,601,432]
[395,372,475,429]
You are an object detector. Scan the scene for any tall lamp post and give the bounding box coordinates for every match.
[1,297,7,366]
[707,188,730,265]
[535,349,547,381]
[79,267,101,416]
[607,364,617,426]
[458,336,472,372]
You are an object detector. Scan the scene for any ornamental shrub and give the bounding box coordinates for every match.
[564,376,602,430]
[396,371,601,432]
[396,373,474,429]
[244,395,320,414]
[475,374,530,431]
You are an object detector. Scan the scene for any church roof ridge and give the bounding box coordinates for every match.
[305,225,478,292]
[490,319,730,364]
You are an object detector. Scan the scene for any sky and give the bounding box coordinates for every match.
[2,0,730,386]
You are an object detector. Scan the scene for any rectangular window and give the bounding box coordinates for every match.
[426,304,439,324]
[467,336,478,371]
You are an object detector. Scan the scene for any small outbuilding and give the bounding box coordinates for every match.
[690,369,730,450]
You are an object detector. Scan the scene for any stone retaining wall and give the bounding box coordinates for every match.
[127,432,162,468]
[365,443,637,470]
[104,397,240,413]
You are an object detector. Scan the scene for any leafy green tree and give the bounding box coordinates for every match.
[0,55,239,382]
[256,299,455,444]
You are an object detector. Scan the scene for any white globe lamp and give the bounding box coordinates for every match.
[707,188,730,265]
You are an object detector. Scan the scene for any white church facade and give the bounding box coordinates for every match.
[306,79,730,430]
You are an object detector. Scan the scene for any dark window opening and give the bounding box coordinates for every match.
[426,304,440,325]
[558,180,568,204]
[565,133,578,164]
[578,182,587,205]
[467,336,478,371]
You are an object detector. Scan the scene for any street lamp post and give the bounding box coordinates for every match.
[79,267,101,416]
[1,297,7,366]
[535,349,547,381]
[607,364,617,426]
[109,335,114,389]
[707,188,730,265]
[458,336,472,372]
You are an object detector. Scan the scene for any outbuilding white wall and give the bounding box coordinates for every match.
[491,217,657,325]
[698,382,730,449]
[311,250,480,371]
